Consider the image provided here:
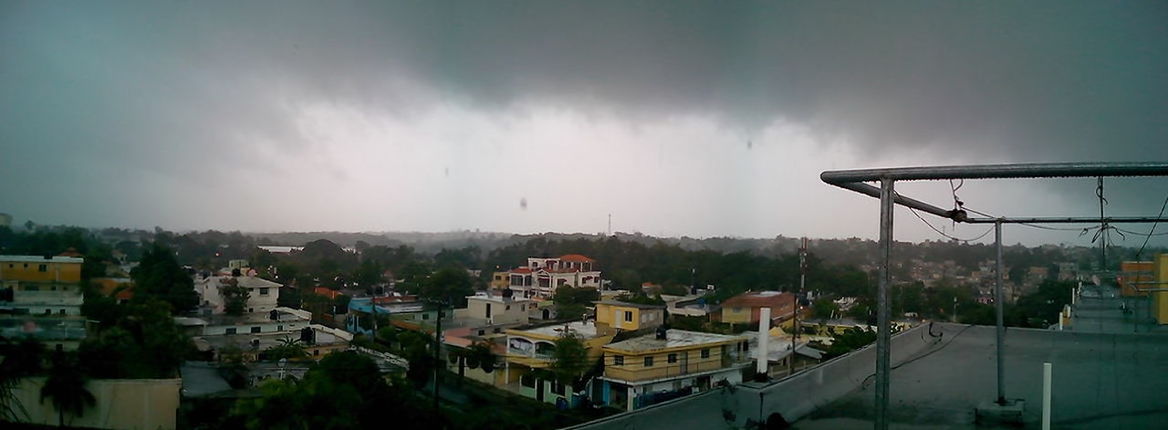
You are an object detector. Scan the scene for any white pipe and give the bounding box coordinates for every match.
[757,307,771,376]
[1042,362,1052,430]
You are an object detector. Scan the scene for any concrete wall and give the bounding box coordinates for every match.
[10,377,180,430]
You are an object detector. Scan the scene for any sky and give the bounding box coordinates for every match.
[2,1,1167,247]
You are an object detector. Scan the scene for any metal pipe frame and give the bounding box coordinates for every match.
[819,162,1168,430]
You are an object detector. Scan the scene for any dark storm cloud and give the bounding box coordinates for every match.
[1,1,1166,233]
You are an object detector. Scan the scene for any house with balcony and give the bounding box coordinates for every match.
[506,255,603,299]
[504,321,617,406]
[0,255,88,350]
[598,329,751,410]
[594,300,665,334]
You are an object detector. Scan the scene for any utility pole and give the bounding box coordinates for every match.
[607,213,612,236]
[791,237,807,377]
[432,300,445,415]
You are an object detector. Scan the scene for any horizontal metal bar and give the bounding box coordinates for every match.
[965,217,1168,224]
[821,162,1168,183]
[833,181,965,220]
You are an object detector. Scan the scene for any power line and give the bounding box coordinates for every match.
[1134,193,1168,260]
[904,204,994,243]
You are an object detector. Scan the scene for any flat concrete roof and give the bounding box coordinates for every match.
[569,321,1168,430]
[514,321,600,339]
[605,329,744,353]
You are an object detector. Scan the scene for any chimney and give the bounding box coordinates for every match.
[757,307,771,376]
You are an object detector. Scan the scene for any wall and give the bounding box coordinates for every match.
[1154,254,1168,324]
[10,377,180,430]
[721,306,753,324]
[604,344,728,382]
[0,259,82,283]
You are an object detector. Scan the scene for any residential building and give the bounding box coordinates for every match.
[744,331,825,379]
[504,321,617,407]
[0,255,87,350]
[594,300,665,334]
[1119,261,1154,297]
[346,297,441,335]
[717,291,796,326]
[597,329,750,411]
[490,271,511,289]
[454,291,535,326]
[506,254,603,299]
[194,273,283,315]
[182,307,350,361]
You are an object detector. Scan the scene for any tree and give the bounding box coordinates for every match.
[549,332,590,388]
[422,267,474,307]
[220,278,250,316]
[553,286,600,320]
[811,298,839,319]
[263,337,308,361]
[132,243,198,313]
[40,351,95,427]
[0,338,46,421]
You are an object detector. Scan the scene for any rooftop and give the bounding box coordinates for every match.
[512,321,601,339]
[594,300,666,310]
[604,329,744,353]
[721,291,795,310]
[560,254,596,263]
[0,255,84,264]
[570,322,1168,430]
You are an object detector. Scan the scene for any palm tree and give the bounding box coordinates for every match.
[0,337,46,421]
[40,351,95,427]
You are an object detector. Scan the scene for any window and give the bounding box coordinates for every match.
[43,309,51,315]
[314,349,320,356]
[668,353,678,363]
[251,327,261,334]
[58,309,66,315]
[644,356,654,367]
[742,341,750,352]
[38,264,47,272]
[624,311,633,322]
[478,329,486,336]
[614,355,624,366]
[248,308,254,313]
[701,348,710,359]
[423,313,430,320]
[225,328,237,335]
[552,380,566,395]
[506,305,511,310]
[493,328,501,333]
[521,374,536,388]
[259,287,270,296]
[277,325,284,331]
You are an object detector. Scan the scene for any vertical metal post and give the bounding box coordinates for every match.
[433,304,443,414]
[792,238,807,377]
[995,220,1006,404]
[1042,362,1053,430]
[875,179,894,430]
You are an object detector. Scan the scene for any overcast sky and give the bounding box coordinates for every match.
[2,1,1166,246]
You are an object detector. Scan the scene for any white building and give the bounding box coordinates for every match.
[507,254,603,299]
[454,292,535,326]
[195,273,282,315]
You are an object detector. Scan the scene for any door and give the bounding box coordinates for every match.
[680,351,689,374]
[536,379,545,402]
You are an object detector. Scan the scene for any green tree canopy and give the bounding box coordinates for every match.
[131,243,198,313]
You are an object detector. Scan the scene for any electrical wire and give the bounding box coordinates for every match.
[905,205,994,243]
[1134,193,1168,260]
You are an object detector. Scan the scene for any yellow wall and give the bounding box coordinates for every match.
[721,306,754,324]
[490,271,510,289]
[11,377,180,430]
[0,259,82,283]
[596,303,663,331]
[1154,254,1168,325]
[603,343,732,382]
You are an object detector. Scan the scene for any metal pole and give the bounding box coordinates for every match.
[875,179,894,430]
[1042,362,1052,430]
[995,220,1006,404]
[792,238,807,377]
[433,303,443,414]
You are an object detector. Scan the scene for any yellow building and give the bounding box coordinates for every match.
[594,300,665,334]
[1119,261,1154,297]
[0,255,83,284]
[0,255,88,350]
[504,321,616,406]
[717,291,796,325]
[1152,254,1168,325]
[490,271,511,289]
[598,329,750,410]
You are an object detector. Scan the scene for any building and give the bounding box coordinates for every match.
[597,329,750,411]
[346,297,441,334]
[717,291,796,326]
[490,271,511,289]
[504,321,617,407]
[182,307,350,361]
[1152,254,1168,325]
[0,255,87,350]
[1119,261,1155,297]
[453,291,535,326]
[195,273,283,315]
[594,300,666,333]
[506,254,603,299]
[744,331,825,379]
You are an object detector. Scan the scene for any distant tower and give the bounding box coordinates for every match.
[0,213,10,228]
[608,213,612,236]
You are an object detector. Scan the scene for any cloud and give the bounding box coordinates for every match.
[1,1,1165,244]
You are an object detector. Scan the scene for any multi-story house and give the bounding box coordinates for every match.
[595,300,665,334]
[506,254,603,299]
[195,272,282,315]
[0,255,88,350]
[597,329,750,410]
[454,291,535,326]
[504,321,617,407]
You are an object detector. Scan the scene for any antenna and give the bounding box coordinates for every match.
[607,213,612,236]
